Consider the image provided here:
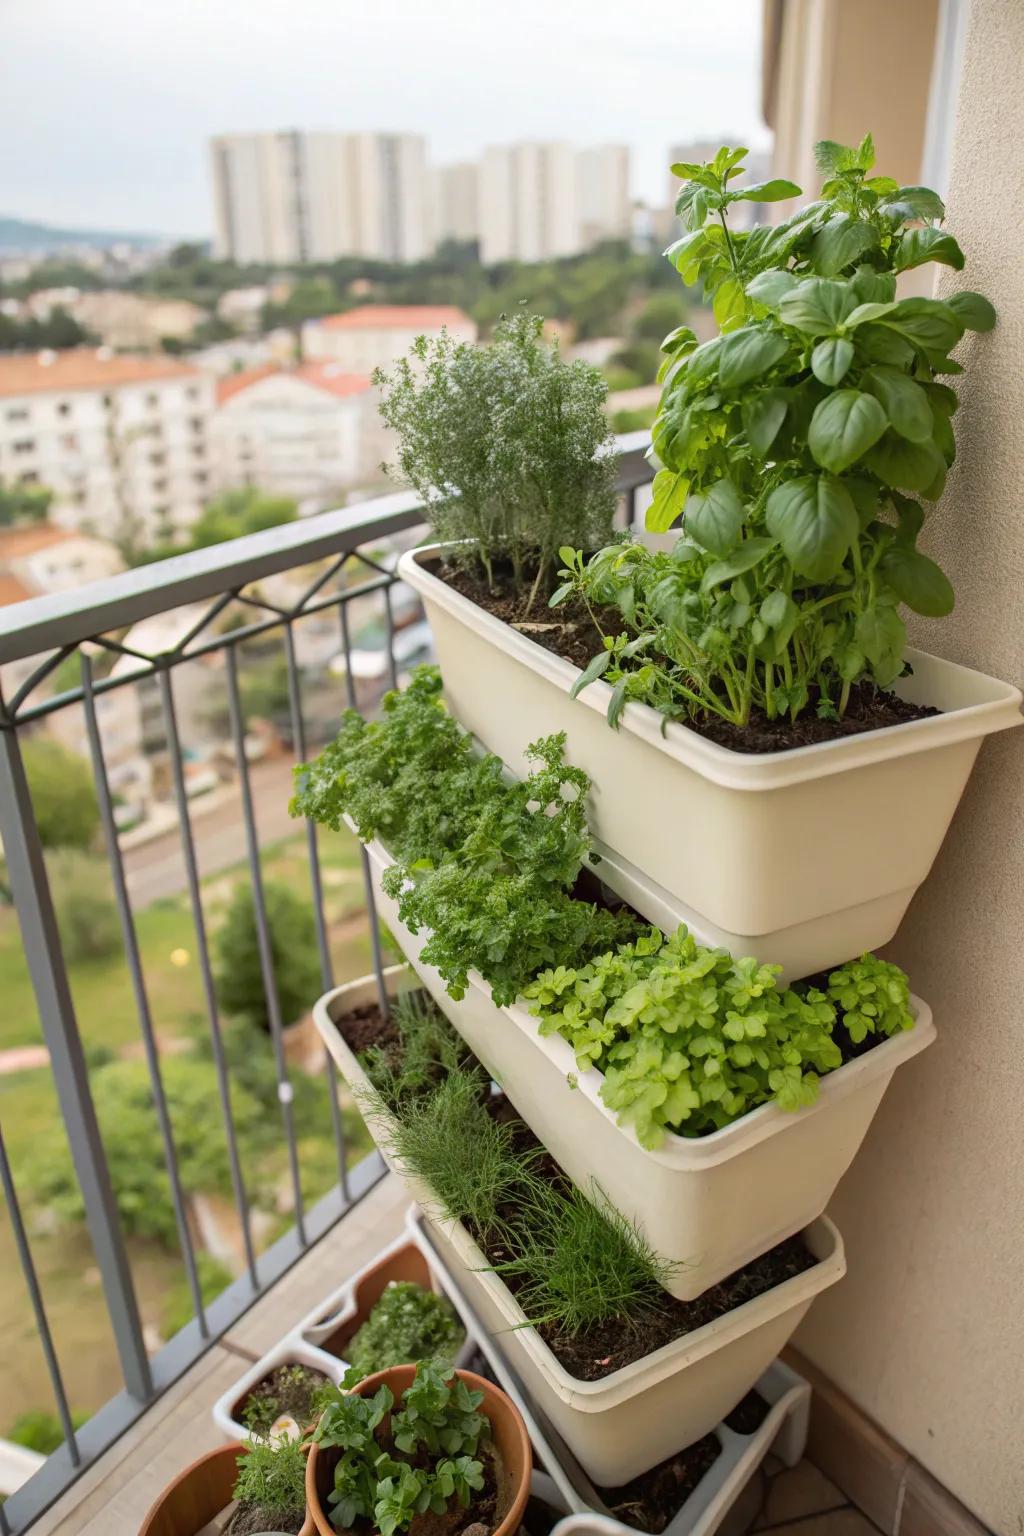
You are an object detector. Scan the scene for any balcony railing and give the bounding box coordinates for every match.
[0,433,654,1534]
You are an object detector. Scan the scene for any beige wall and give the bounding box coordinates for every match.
[791,3,1024,1531]
[766,0,939,199]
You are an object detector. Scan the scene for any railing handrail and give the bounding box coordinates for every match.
[0,432,653,667]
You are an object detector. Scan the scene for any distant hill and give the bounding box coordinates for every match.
[0,215,168,253]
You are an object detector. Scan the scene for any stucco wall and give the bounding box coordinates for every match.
[794,3,1024,1530]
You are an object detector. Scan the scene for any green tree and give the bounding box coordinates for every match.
[23,738,100,850]
[6,1409,87,1455]
[190,488,298,548]
[631,291,691,341]
[161,1251,235,1337]
[214,881,320,1031]
[49,850,120,963]
[0,481,53,527]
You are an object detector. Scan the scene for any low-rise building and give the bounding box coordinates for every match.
[69,291,205,351]
[211,362,381,503]
[302,304,477,376]
[0,348,217,548]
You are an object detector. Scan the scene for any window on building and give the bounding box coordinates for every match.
[153,502,171,519]
[185,385,200,401]
[12,439,36,454]
[153,477,168,494]
[146,393,159,409]
[189,417,204,433]
[150,451,167,467]
[60,433,80,452]
[56,401,72,418]
[5,406,30,423]
[18,470,40,485]
[194,470,208,486]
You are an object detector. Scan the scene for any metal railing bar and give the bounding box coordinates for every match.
[0,729,153,1402]
[171,590,239,655]
[87,634,157,664]
[283,622,349,1198]
[0,1149,387,1536]
[382,585,399,693]
[157,667,260,1291]
[80,653,209,1338]
[0,1119,81,1466]
[5,573,396,727]
[5,644,77,718]
[233,590,291,620]
[224,645,307,1244]
[338,600,390,1021]
[351,549,392,579]
[289,552,348,614]
[0,490,427,665]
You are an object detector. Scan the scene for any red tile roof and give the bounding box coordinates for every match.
[0,348,204,398]
[0,524,83,557]
[313,305,473,332]
[0,574,32,606]
[216,363,372,405]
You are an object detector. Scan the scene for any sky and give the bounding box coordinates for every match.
[1,0,771,239]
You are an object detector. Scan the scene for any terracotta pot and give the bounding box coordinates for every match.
[138,1441,313,1536]
[305,1366,531,1536]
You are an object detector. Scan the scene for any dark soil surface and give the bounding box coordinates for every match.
[431,558,939,753]
[228,1503,305,1535]
[723,1389,771,1435]
[338,1000,401,1056]
[516,1494,567,1536]
[596,1433,721,1533]
[235,1362,329,1436]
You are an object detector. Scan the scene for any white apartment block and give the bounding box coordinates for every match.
[69,292,205,351]
[209,131,430,264]
[211,363,381,502]
[433,162,481,246]
[0,349,217,548]
[577,145,632,247]
[302,305,477,376]
[479,143,580,265]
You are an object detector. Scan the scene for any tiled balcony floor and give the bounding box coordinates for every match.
[25,1173,879,1536]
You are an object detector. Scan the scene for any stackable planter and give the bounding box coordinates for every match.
[399,544,1022,977]
[405,1203,842,1486]
[411,1205,812,1536]
[330,830,933,1301]
[215,1207,474,1441]
[212,1335,349,1443]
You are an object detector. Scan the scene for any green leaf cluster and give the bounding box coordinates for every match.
[232,1433,309,1530]
[346,1282,465,1380]
[292,667,639,1007]
[524,929,915,1148]
[375,309,617,607]
[557,137,994,728]
[315,1363,488,1536]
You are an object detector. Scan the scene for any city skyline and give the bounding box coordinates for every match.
[3,0,770,237]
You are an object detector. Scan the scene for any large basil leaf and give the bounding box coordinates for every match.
[894,227,965,272]
[718,327,789,388]
[745,269,797,308]
[880,546,955,616]
[808,214,880,276]
[777,279,857,336]
[646,469,690,534]
[733,178,801,202]
[810,338,854,386]
[880,186,945,222]
[684,479,745,555]
[700,537,776,591]
[946,290,996,333]
[865,433,946,493]
[882,298,964,356]
[741,389,788,456]
[765,475,859,580]
[808,390,888,474]
[861,367,933,443]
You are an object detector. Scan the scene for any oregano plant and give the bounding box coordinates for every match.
[554,136,995,729]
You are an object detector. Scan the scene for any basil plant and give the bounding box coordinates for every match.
[555,136,995,729]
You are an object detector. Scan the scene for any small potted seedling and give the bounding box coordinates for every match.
[138,1437,312,1536]
[305,1361,531,1536]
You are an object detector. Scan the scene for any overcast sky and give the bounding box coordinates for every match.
[2,0,771,238]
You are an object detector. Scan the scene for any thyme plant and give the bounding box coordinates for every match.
[375,310,618,610]
[554,137,996,728]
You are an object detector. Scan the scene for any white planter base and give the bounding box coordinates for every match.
[400,544,1022,978]
[336,833,932,1302]
[408,1205,812,1536]
[402,1201,841,1486]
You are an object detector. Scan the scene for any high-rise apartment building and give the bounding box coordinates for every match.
[209,131,430,264]
[433,162,481,247]
[576,145,632,247]
[479,143,579,265]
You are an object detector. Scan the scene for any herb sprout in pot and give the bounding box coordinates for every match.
[305,1362,531,1536]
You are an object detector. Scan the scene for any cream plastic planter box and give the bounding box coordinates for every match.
[399,544,1022,978]
[405,1202,842,1486]
[341,829,933,1301]
[212,1336,348,1443]
[410,1205,812,1536]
